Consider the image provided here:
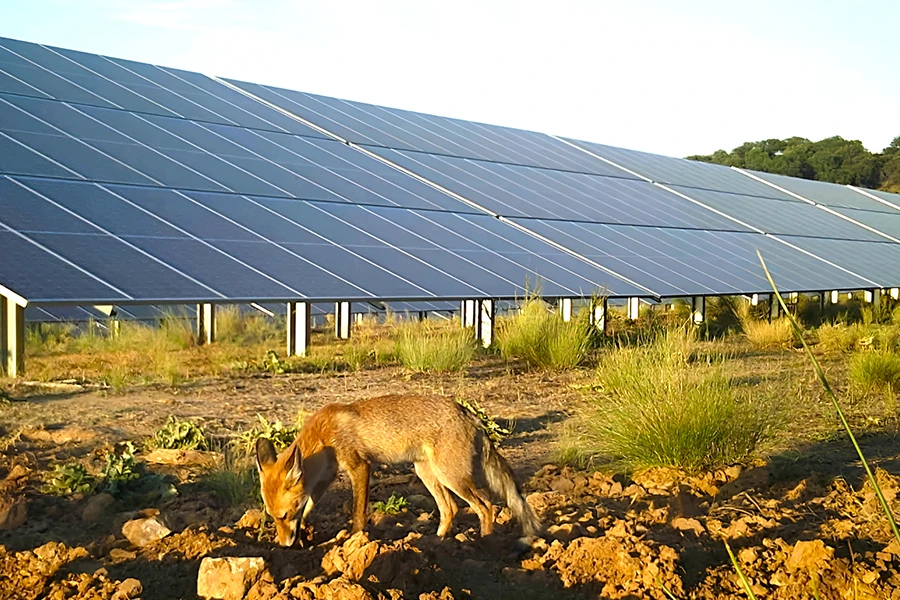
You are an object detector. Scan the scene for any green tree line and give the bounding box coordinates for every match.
[687,135,900,193]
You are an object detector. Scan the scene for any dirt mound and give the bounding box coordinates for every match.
[523,534,682,598]
[0,541,140,600]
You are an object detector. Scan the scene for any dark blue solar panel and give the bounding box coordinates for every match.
[509,218,874,296]
[562,138,799,200]
[26,232,217,300]
[369,147,751,230]
[746,170,893,212]
[0,230,128,302]
[0,36,327,138]
[776,236,898,287]
[668,186,887,242]
[226,79,635,177]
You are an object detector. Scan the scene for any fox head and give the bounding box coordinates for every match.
[255,438,307,547]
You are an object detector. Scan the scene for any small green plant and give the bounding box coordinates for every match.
[43,462,95,496]
[457,397,511,443]
[849,349,900,392]
[151,416,209,450]
[395,321,476,373]
[100,442,140,495]
[497,299,592,369]
[232,413,304,458]
[373,493,408,515]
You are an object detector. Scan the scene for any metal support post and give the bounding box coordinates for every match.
[475,299,494,348]
[1,296,25,377]
[197,303,215,345]
[627,297,640,321]
[589,297,608,334]
[286,301,311,357]
[460,299,476,328]
[691,296,706,325]
[558,298,573,322]
[334,301,351,339]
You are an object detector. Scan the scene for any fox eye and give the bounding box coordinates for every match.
[276,512,287,520]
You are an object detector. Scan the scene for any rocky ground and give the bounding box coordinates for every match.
[1,365,900,599]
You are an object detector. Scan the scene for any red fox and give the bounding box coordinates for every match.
[255,394,541,547]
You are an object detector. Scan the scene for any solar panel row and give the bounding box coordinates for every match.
[233,79,894,294]
[0,36,650,306]
[1,33,898,322]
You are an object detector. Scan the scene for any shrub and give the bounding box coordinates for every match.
[816,322,865,352]
[151,416,209,450]
[395,321,475,372]
[850,350,900,392]
[497,299,592,369]
[571,331,774,472]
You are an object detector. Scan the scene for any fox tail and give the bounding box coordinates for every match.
[480,432,542,539]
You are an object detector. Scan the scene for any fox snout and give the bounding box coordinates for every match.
[274,517,299,547]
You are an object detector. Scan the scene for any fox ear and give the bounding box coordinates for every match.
[255,437,278,471]
[284,444,304,488]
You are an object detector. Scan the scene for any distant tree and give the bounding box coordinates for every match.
[882,136,900,193]
[688,135,892,190]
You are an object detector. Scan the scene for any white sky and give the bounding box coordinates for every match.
[3,0,898,157]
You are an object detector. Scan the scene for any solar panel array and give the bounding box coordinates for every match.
[228,80,890,296]
[0,36,646,307]
[1,35,898,321]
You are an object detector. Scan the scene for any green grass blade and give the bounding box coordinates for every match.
[725,540,758,600]
[757,250,900,545]
[655,576,678,599]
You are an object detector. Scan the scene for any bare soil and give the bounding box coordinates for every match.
[2,354,900,599]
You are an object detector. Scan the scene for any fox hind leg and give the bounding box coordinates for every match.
[434,469,495,536]
[414,461,458,537]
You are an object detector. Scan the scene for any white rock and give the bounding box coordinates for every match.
[197,557,267,600]
[121,515,171,547]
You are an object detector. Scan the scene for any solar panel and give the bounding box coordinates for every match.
[368,147,752,231]
[776,236,900,288]
[225,80,634,177]
[858,188,900,211]
[0,37,326,137]
[562,139,799,200]
[508,219,875,296]
[666,186,888,242]
[745,170,895,212]
[822,206,900,241]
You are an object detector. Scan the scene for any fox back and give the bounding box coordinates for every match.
[256,395,540,546]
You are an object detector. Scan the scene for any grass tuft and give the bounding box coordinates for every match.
[849,350,900,392]
[497,299,592,369]
[737,302,794,349]
[565,328,774,473]
[395,321,476,373]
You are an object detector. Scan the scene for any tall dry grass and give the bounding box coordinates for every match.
[496,299,593,369]
[394,320,476,373]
